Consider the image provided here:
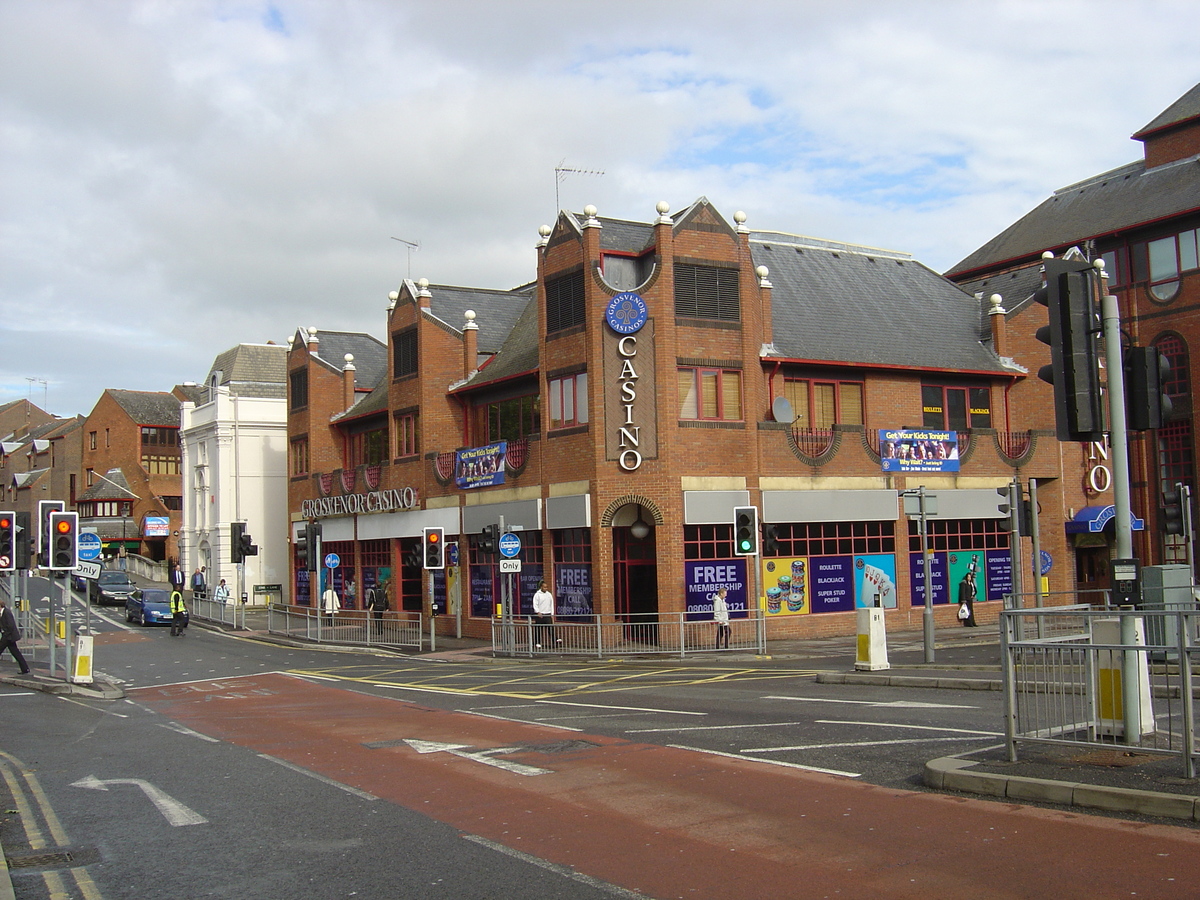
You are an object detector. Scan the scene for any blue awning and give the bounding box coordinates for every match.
[1065,505,1146,534]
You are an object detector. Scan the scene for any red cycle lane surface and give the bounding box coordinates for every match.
[133,673,1200,900]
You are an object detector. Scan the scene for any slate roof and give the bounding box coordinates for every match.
[298,330,388,389]
[947,156,1200,278]
[1134,82,1200,138]
[105,390,181,427]
[424,283,535,355]
[454,293,540,391]
[753,233,1010,374]
[956,262,1046,338]
[77,467,138,502]
[206,343,288,399]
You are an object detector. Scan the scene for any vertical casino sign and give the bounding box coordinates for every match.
[604,292,657,471]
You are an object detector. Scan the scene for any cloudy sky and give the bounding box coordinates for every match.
[1,0,1197,418]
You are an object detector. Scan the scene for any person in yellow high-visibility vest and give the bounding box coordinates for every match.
[170,589,188,637]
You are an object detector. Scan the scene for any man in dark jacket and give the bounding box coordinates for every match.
[0,598,30,674]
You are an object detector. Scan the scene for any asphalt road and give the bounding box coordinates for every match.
[3,607,1200,899]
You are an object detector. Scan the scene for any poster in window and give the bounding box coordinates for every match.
[684,559,747,620]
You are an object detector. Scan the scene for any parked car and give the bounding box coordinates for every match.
[90,570,138,606]
[126,588,188,628]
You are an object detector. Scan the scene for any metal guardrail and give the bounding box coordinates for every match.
[491,610,767,659]
[186,594,247,630]
[1001,604,1200,778]
[267,604,424,651]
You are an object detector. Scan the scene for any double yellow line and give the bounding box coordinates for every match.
[0,749,103,900]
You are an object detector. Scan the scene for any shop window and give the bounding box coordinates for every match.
[394,412,418,458]
[922,384,991,431]
[678,367,742,421]
[546,271,585,334]
[549,372,588,429]
[675,264,740,321]
[289,368,308,410]
[783,378,863,427]
[393,328,418,378]
[770,521,897,557]
[684,524,736,560]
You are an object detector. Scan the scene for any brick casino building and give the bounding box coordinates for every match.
[287,197,1098,640]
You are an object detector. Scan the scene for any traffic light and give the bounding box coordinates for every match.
[423,527,445,570]
[1124,346,1173,432]
[297,521,320,570]
[479,524,499,555]
[1162,485,1186,535]
[231,522,258,563]
[48,511,78,571]
[733,506,759,556]
[38,499,64,567]
[240,529,258,559]
[762,524,780,557]
[996,484,1023,535]
[1034,258,1105,442]
[0,512,14,571]
[13,511,30,570]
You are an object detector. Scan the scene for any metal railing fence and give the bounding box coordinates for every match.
[186,594,247,630]
[1001,604,1200,778]
[491,609,767,659]
[267,604,424,651]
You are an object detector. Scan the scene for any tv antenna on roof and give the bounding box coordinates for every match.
[555,160,605,212]
[390,237,420,278]
[25,377,47,409]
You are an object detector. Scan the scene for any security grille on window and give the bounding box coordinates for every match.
[546,271,586,334]
[393,329,418,378]
[289,369,308,410]
[674,264,740,321]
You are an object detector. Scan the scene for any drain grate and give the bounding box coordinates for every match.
[6,846,99,870]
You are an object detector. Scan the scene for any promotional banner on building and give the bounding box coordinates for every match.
[761,553,899,616]
[879,430,959,472]
[684,559,748,620]
[909,548,1013,606]
[556,564,593,617]
[455,441,506,489]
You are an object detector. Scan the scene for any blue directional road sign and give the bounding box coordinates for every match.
[498,532,522,558]
[324,552,340,569]
[78,531,103,561]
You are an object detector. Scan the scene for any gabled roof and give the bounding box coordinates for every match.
[104,390,181,427]
[754,233,1010,374]
[420,282,534,355]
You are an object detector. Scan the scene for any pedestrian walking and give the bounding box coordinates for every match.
[170,589,188,636]
[191,567,206,599]
[322,585,341,624]
[0,598,30,675]
[713,588,731,649]
[213,579,230,604]
[170,562,184,591]
[367,586,388,632]
[957,570,978,627]
[118,544,128,571]
[532,580,558,648]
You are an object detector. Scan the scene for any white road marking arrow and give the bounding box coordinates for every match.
[403,739,551,776]
[765,695,978,709]
[70,775,208,826]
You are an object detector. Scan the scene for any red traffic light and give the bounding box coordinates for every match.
[0,516,10,529]
[427,531,440,543]
[56,518,72,534]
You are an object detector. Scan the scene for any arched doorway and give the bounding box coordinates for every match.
[611,502,658,644]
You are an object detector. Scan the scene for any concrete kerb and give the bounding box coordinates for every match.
[925,756,1200,822]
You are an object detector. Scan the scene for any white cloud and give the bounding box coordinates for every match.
[1,0,1197,415]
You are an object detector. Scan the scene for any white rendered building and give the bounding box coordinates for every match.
[180,343,289,604]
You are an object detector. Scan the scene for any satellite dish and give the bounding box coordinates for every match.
[772,396,794,423]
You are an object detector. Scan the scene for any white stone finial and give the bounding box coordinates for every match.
[388,290,399,302]
[343,353,355,369]
[537,224,551,248]
[1041,251,1054,260]
[583,204,600,228]
[756,265,771,288]
[734,210,749,233]
[464,309,478,330]
[988,293,1005,314]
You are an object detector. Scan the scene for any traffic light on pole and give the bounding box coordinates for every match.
[48,511,78,571]
[296,525,309,568]
[1124,346,1173,432]
[1034,257,1105,442]
[38,499,64,568]
[423,527,445,570]
[1162,485,1186,535]
[13,512,30,570]
[231,522,245,564]
[0,512,14,571]
[479,524,499,556]
[733,506,759,556]
[240,529,258,559]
